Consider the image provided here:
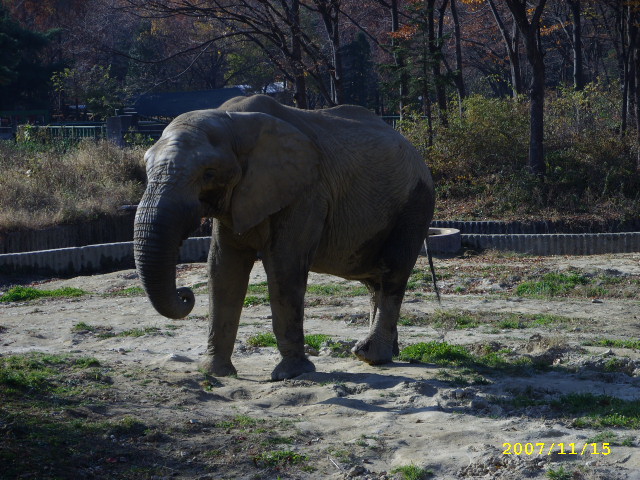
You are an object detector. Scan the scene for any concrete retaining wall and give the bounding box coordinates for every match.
[0,213,137,254]
[0,237,211,277]
[463,232,640,256]
[2,229,640,277]
[432,219,640,234]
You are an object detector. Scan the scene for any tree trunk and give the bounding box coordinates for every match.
[510,18,523,96]
[628,6,638,134]
[391,0,408,116]
[505,0,547,176]
[633,9,640,170]
[529,54,546,176]
[619,3,630,134]
[568,0,584,90]
[289,0,308,109]
[487,0,522,97]
[450,0,466,115]
[434,0,449,125]
[317,0,344,104]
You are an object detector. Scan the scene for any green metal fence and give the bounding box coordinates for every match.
[40,125,107,140]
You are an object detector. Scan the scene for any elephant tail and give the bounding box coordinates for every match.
[423,238,441,304]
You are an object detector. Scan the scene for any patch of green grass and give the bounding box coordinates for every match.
[348,285,369,296]
[435,369,490,386]
[499,389,640,428]
[73,357,101,369]
[326,447,353,463]
[431,310,479,329]
[516,272,589,297]
[497,317,525,329]
[587,430,635,446]
[585,286,609,297]
[247,332,278,348]
[546,466,572,480]
[246,282,269,294]
[109,416,148,437]
[399,341,535,374]
[191,282,208,293]
[324,340,356,358]
[215,414,262,430]
[391,464,433,480]
[0,354,66,393]
[558,393,640,429]
[584,338,640,350]
[398,341,472,366]
[306,283,368,296]
[261,436,294,446]
[603,358,625,372]
[307,283,345,295]
[109,286,145,297]
[477,351,533,370]
[72,322,97,333]
[1,286,88,302]
[253,449,307,468]
[0,353,105,396]
[244,295,270,307]
[529,314,566,326]
[399,310,571,330]
[304,334,331,350]
[97,326,161,339]
[399,314,426,326]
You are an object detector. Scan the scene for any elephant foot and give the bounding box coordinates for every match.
[200,355,237,377]
[271,356,315,381]
[352,335,396,365]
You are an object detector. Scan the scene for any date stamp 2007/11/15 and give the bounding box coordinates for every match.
[503,442,611,456]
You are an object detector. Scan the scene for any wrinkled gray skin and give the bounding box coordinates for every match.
[134,95,435,380]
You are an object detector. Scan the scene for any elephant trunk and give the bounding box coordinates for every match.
[134,194,200,319]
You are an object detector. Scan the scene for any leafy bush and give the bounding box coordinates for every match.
[400,94,529,199]
[400,84,640,221]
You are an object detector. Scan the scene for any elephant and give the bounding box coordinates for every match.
[133,94,435,380]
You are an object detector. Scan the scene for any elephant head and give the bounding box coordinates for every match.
[134,110,320,319]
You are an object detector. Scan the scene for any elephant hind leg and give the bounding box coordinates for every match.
[352,288,402,365]
[352,202,430,365]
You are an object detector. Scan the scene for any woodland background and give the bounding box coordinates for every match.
[2,0,640,228]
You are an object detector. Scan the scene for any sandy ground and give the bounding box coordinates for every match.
[2,252,640,479]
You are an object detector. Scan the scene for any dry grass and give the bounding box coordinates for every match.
[0,140,146,232]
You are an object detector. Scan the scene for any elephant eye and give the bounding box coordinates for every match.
[203,169,216,182]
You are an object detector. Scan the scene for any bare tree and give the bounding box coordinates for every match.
[504,0,548,176]
[566,0,584,90]
[449,0,466,109]
[123,0,355,108]
[486,0,523,97]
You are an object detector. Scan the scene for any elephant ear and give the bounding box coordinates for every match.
[227,111,321,235]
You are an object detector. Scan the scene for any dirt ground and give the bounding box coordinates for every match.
[1,251,640,480]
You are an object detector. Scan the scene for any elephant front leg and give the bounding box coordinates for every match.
[263,257,315,381]
[200,234,256,377]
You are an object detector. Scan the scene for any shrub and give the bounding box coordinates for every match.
[400,83,640,221]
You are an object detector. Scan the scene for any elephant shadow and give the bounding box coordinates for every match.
[295,367,441,414]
